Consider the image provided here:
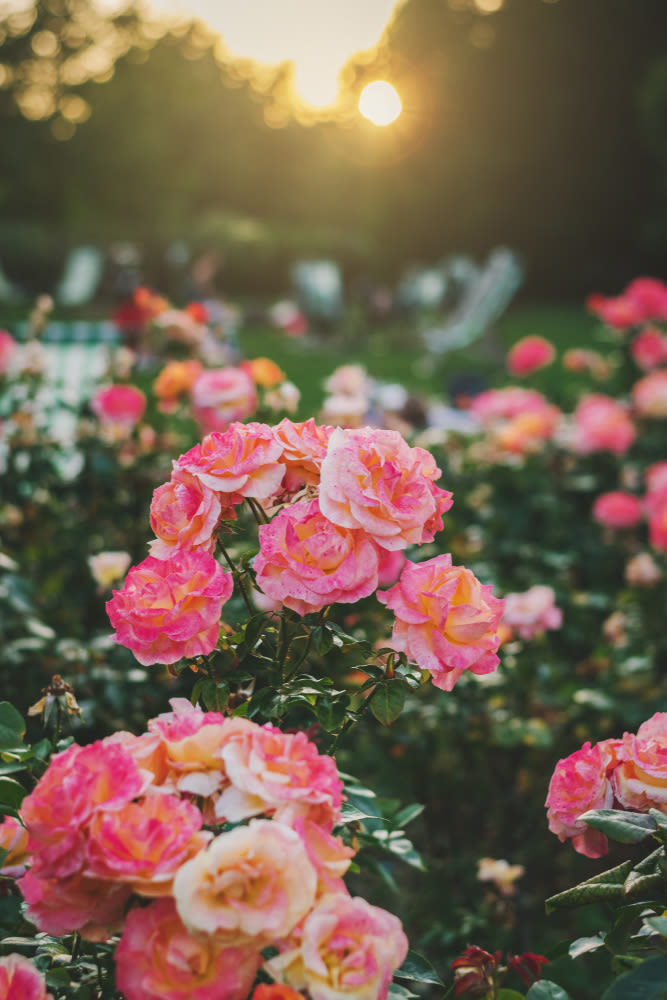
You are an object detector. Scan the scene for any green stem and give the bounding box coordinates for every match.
[218,541,255,617]
[246,496,270,525]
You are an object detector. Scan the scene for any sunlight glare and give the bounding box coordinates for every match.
[358,80,402,126]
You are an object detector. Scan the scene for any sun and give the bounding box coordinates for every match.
[358,81,402,126]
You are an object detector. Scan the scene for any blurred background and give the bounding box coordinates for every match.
[1,0,667,311]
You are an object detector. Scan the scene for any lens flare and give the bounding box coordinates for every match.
[358,81,402,126]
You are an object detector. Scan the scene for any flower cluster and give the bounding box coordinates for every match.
[17,699,408,1000]
[545,711,667,857]
[107,419,504,691]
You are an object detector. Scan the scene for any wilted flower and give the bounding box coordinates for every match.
[477,857,525,896]
[88,550,132,589]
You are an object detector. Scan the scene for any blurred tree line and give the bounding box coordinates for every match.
[1,0,667,299]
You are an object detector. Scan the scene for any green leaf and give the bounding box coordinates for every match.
[526,982,572,1000]
[312,625,335,655]
[392,803,425,828]
[0,703,25,749]
[600,956,667,999]
[394,951,443,986]
[498,991,528,1000]
[581,809,657,844]
[546,861,633,912]
[0,777,26,809]
[371,681,406,726]
[388,984,418,1000]
[568,934,606,959]
[644,916,667,937]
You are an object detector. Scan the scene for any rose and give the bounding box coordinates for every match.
[90,384,146,428]
[613,713,667,812]
[153,360,203,411]
[545,739,622,858]
[253,987,305,1000]
[254,499,380,615]
[240,357,286,387]
[506,335,555,376]
[87,550,132,589]
[378,555,504,691]
[624,277,667,323]
[319,427,453,551]
[267,894,409,1000]
[630,326,667,371]
[106,550,233,666]
[191,367,257,433]
[0,329,17,375]
[178,422,285,500]
[115,898,262,1000]
[470,387,555,424]
[272,417,333,495]
[571,394,636,455]
[645,490,667,551]
[19,868,132,941]
[646,461,667,494]
[625,551,662,586]
[215,724,343,823]
[494,409,560,454]
[592,491,643,529]
[173,819,317,944]
[0,954,52,1000]
[0,816,29,878]
[149,468,230,560]
[632,370,667,418]
[502,585,562,640]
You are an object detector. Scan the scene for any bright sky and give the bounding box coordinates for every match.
[135,0,403,106]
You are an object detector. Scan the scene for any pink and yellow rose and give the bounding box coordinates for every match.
[149,468,230,560]
[613,713,667,813]
[191,366,257,433]
[502,585,562,640]
[178,422,285,500]
[106,550,233,666]
[378,554,504,691]
[545,739,622,858]
[632,369,667,418]
[0,954,52,1000]
[571,394,636,455]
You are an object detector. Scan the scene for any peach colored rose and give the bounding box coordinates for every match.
[592,491,643,529]
[562,348,611,380]
[153,360,203,411]
[494,408,560,454]
[267,894,409,1000]
[0,954,52,1000]
[0,330,17,375]
[477,857,525,896]
[378,555,504,691]
[86,794,211,895]
[173,819,317,944]
[506,335,555,376]
[240,357,286,388]
[545,739,622,858]
[571,394,636,455]
[115,898,262,1000]
[178,422,285,500]
[630,326,667,371]
[20,740,148,878]
[149,468,229,560]
[265,380,301,415]
[253,986,305,1000]
[106,550,233,666]
[0,817,29,878]
[319,427,453,551]
[191,367,257,433]
[502,585,562,640]
[20,868,132,940]
[272,418,334,495]
[216,724,343,823]
[254,499,380,615]
[625,551,662,586]
[91,384,146,428]
[324,364,372,397]
[154,308,206,346]
[277,806,354,897]
[613,713,667,813]
[632,370,667,418]
[88,550,132,589]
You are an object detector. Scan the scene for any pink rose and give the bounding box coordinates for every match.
[115,898,262,1000]
[378,555,504,691]
[0,954,52,1000]
[470,387,554,424]
[91,384,146,428]
[613,713,667,813]
[173,819,317,944]
[571,394,636,455]
[149,468,230,560]
[502,585,562,640]
[592,491,643,529]
[376,548,406,588]
[19,868,132,941]
[648,495,667,551]
[645,461,667,495]
[106,550,233,666]
[20,740,148,878]
[267,894,409,1000]
[86,794,211,895]
[178,422,285,500]
[545,739,622,858]
[630,326,667,371]
[319,427,453,551]
[272,417,334,495]
[277,806,355,897]
[216,724,343,823]
[254,499,380,615]
[624,277,667,323]
[632,370,667,418]
[506,336,555,376]
[0,330,17,375]
[191,366,257,433]
[586,292,643,330]
[494,408,560,455]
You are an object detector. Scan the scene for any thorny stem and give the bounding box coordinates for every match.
[217,541,255,617]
